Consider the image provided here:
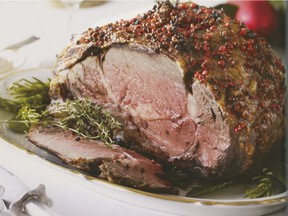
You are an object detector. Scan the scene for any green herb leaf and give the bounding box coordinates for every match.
[6,114,30,133]
[245,168,287,199]
[8,77,51,111]
[0,77,51,133]
[0,76,122,146]
[0,98,21,113]
[49,99,122,146]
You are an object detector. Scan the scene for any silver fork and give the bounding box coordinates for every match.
[1,36,40,51]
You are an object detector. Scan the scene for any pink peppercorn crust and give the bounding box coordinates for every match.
[52,1,285,177]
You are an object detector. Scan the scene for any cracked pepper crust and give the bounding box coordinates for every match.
[51,1,285,175]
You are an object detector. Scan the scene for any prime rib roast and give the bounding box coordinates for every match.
[28,1,285,194]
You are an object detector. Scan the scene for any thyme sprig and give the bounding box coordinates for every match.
[0,76,122,146]
[49,99,122,145]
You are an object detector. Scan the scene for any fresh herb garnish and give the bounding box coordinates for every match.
[0,98,20,113]
[49,99,122,145]
[0,77,121,146]
[245,168,287,199]
[186,168,287,198]
[8,77,51,111]
[0,77,51,131]
[0,77,50,113]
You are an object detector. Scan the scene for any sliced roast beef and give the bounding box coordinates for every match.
[28,127,177,194]
[46,1,285,179]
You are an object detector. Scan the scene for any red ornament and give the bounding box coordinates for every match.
[229,1,278,36]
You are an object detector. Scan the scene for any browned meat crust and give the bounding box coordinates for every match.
[45,1,285,179]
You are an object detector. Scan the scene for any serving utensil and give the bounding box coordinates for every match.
[0,165,58,216]
[1,36,40,51]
